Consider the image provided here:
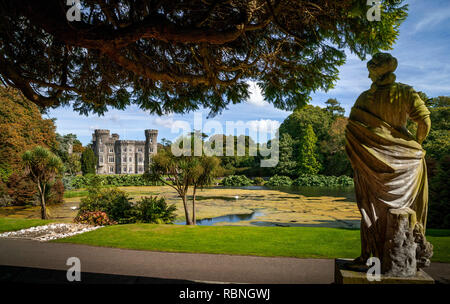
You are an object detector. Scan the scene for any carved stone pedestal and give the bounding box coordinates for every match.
[382,208,433,276]
[334,259,434,284]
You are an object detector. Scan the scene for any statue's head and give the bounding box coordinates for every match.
[367,53,398,82]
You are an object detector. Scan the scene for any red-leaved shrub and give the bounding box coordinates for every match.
[74,211,117,226]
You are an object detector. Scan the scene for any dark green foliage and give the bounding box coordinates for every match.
[65,174,162,189]
[292,174,354,187]
[134,196,177,224]
[428,156,450,229]
[253,177,265,186]
[297,125,321,175]
[221,175,253,187]
[266,175,293,187]
[78,188,135,224]
[325,98,345,116]
[275,133,297,177]
[0,1,407,115]
[80,148,96,175]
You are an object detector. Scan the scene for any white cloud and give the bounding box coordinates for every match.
[153,117,175,128]
[246,81,268,107]
[413,6,450,33]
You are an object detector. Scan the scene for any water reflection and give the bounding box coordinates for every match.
[176,210,265,226]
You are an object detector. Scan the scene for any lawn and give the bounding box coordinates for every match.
[0,217,53,233]
[54,223,450,263]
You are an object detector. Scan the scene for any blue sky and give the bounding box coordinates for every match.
[47,0,450,145]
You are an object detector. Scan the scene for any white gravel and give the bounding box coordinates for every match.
[0,223,102,242]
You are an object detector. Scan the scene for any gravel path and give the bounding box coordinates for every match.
[0,223,101,241]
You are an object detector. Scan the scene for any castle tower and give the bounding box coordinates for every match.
[93,130,111,174]
[144,129,158,172]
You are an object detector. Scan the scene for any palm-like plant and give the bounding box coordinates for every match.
[22,146,63,219]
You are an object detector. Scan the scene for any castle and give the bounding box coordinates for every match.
[92,129,158,174]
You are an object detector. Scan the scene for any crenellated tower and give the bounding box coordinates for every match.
[144,129,158,172]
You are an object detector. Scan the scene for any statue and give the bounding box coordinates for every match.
[345,53,433,277]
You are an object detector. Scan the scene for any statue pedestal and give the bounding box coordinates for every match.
[334,259,434,284]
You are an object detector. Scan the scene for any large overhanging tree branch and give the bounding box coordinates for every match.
[0,0,407,115]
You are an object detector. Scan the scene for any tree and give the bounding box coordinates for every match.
[147,147,221,225]
[325,98,345,117]
[190,156,221,225]
[0,86,57,182]
[0,1,407,115]
[275,133,297,177]
[22,146,63,219]
[66,154,82,176]
[297,124,321,175]
[81,148,96,175]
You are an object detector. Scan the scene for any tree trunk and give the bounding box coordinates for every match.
[37,181,47,220]
[192,186,197,225]
[182,194,192,225]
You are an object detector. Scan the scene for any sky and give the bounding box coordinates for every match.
[47,0,450,146]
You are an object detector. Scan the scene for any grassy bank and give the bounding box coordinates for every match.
[0,218,53,233]
[55,224,450,262]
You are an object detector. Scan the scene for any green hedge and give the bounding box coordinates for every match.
[292,174,354,187]
[63,174,162,189]
[221,175,253,186]
[266,175,293,187]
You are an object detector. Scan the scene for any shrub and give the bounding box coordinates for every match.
[253,177,265,185]
[78,188,135,224]
[6,172,37,206]
[64,174,162,189]
[134,196,177,224]
[45,179,65,205]
[74,211,116,226]
[266,175,293,187]
[221,175,253,186]
[292,174,354,187]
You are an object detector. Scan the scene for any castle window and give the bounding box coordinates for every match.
[108,156,114,163]
[129,148,133,152]
[150,138,152,143]
[138,157,143,163]
[129,157,132,162]
[123,156,126,162]
[149,148,153,153]
[137,148,143,152]
[109,147,114,153]
[99,147,104,152]
[109,166,114,173]
[99,156,103,163]
[138,167,143,172]
[123,166,126,172]
[123,147,126,152]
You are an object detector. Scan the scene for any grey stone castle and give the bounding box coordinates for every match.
[92,129,158,174]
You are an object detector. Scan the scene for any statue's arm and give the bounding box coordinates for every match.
[407,88,431,145]
[416,117,431,145]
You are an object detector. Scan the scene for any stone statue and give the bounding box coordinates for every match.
[345,53,433,276]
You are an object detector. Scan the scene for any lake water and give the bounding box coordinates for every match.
[176,210,265,226]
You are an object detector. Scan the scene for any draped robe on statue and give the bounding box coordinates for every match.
[345,78,430,259]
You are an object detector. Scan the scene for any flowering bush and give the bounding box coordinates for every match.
[74,211,117,226]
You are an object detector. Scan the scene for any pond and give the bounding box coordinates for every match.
[213,185,355,200]
[176,210,265,226]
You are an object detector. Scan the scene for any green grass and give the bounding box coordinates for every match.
[55,224,450,262]
[0,217,53,233]
[64,190,89,198]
